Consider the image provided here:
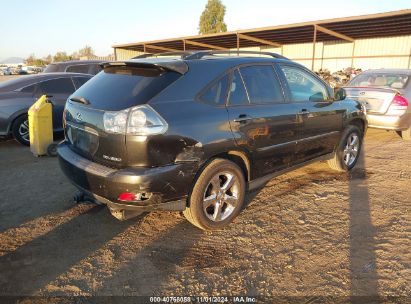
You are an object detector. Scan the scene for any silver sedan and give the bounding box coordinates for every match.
[344,69,411,140]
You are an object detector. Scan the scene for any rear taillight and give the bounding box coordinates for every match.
[127,105,168,135]
[392,95,408,107]
[103,105,168,135]
[387,94,408,115]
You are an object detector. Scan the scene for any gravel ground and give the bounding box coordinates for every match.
[0,127,410,300]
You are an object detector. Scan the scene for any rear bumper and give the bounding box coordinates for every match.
[57,141,198,212]
[367,112,411,131]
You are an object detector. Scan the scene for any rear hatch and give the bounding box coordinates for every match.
[344,87,400,114]
[63,61,185,168]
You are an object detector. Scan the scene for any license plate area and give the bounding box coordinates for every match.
[66,123,99,156]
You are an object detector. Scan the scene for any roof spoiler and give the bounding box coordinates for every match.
[100,61,188,74]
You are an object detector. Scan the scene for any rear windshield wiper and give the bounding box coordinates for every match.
[70,96,90,105]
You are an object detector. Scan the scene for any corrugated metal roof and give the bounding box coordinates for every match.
[113,9,411,53]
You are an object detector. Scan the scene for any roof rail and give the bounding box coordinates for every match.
[184,50,289,60]
[133,50,288,60]
[133,51,194,59]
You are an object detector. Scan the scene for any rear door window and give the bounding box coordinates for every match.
[38,78,75,94]
[227,69,249,106]
[71,66,181,110]
[280,65,329,102]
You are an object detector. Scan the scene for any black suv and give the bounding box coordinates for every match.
[43,60,106,75]
[57,51,367,230]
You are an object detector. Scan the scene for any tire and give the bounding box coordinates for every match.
[46,143,58,157]
[12,115,30,146]
[183,158,246,230]
[400,128,411,141]
[327,125,363,172]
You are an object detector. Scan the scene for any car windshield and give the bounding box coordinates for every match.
[349,73,409,89]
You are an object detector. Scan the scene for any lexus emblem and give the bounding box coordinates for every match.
[76,113,82,121]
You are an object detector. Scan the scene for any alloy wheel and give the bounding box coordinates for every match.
[343,133,359,166]
[203,171,240,222]
[18,119,30,143]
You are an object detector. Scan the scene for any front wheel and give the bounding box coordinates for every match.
[327,125,363,172]
[183,158,246,230]
[12,115,30,146]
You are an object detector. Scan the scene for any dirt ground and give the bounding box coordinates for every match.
[0,128,409,301]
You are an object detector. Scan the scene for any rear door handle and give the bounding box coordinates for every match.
[233,114,253,123]
[297,109,310,115]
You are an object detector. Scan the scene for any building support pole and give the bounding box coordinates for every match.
[143,44,146,53]
[114,48,117,61]
[311,25,317,71]
[351,41,356,68]
[183,40,186,51]
[236,32,240,55]
[320,43,325,70]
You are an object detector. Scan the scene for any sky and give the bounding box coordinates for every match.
[0,0,410,60]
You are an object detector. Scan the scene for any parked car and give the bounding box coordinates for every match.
[0,67,12,76]
[345,69,411,140]
[57,51,366,230]
[43,60,106,75]
[0,73,92,145]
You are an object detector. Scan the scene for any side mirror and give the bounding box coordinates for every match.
[334,88,346,101]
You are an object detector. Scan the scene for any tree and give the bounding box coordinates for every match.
[25,54,36,66]
[78,45,95,58]
[44,54,52,64]
[53,52,71,62]
[33,59,47,67]
[71,51,80,60]
[198,0,227,35]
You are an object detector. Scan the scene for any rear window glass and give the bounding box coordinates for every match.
[71,66,181,110]
[349,74,409,89]
[66,64,90,74]
[43,64,60,73]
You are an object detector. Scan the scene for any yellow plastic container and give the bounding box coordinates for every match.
[28,95,53,156]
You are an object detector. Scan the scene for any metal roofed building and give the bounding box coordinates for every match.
[112,9,411,72]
